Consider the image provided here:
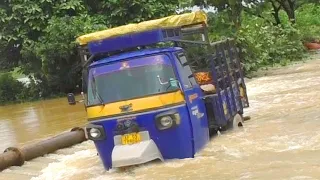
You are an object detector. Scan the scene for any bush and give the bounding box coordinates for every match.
[0,73,44,104]
[205,11,307,74]
[0,73,24,104]
[296,3,320,41]
[235,13,306,73]
[15,77,42,102]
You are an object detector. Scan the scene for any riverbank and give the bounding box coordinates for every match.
[246,51,320,79]
[0,93,67,106]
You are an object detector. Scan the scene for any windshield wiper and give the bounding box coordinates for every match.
[91,74,105,106]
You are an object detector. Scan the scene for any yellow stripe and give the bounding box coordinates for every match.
[86,91,185,120]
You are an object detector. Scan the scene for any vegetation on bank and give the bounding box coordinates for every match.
[0,72,66,104]
[0,0,319,105]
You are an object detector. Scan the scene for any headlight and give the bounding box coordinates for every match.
[160,116,173,127]
[155,111,181,131]
[89,128,101,138]
[86,124,106,141]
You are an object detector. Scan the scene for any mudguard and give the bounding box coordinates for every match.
[111,139,163,168]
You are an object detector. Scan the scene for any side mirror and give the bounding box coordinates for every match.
[67,93,76,105]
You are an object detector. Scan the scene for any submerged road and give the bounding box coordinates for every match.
[1,53,320,180]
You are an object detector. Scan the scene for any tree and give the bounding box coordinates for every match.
[275,0,296,23]
[98,0,179,26]
[193,0,260,29]
[268,0,282,25]
[0,0,179,96]
[270,0,319,25]
[0,0,87,71]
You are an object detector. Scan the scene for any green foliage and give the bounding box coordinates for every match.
[203,6,308,74]
[236,13,306,72]
[0,73,24,104]
[0,0,179,103]
[0,73,60,105]
[295,3,320,41]
[21,15,107,95]
[0,0,87,72]
[98,0,179,26]
[15,78,42,102]
[193,0,261,28]
[207,11,236,41]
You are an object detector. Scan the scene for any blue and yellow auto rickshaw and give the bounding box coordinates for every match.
[68,11,249,170]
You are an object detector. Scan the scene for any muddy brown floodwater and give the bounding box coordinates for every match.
[0,97,87,152]
[1,53,320,180]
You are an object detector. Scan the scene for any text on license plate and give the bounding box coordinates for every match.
[121,133,141,145]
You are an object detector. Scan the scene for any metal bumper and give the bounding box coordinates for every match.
[111,132,163,168]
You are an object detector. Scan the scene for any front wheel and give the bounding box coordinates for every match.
[228,113,244,130]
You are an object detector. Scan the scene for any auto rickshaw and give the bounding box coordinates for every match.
[68,11,249,170]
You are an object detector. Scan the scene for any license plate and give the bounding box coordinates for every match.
[121,133,141,145]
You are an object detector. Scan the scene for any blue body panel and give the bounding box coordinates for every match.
[184,88,209,152]
[92,104,194,170]
[88,30,165,55]
[87,29,182,55]
[89,47,182,68]
[208,85,242,127]
[170,53,209,153]
[86,47,245,170]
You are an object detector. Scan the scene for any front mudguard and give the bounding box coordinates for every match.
[112,139,163,168]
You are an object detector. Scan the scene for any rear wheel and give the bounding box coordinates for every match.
[228,113,244,130]
[209,128,218,137]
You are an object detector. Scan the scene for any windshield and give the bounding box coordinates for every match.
[87,54,179,106]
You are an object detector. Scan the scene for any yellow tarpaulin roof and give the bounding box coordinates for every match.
[76,11,207,45]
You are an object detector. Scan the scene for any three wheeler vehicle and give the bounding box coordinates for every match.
[68,11,249,170]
